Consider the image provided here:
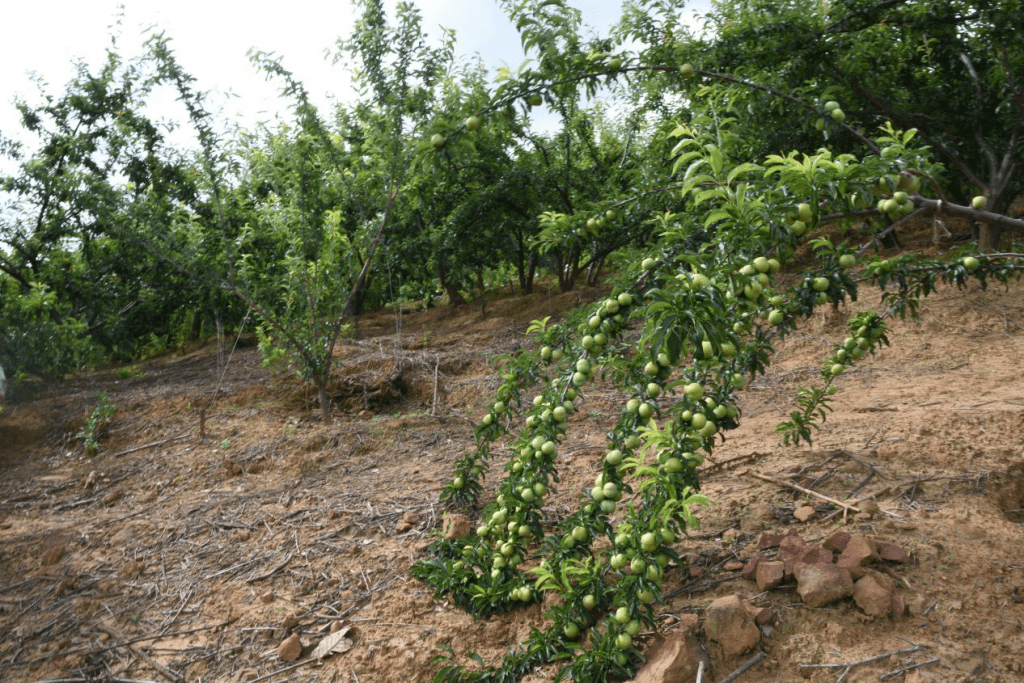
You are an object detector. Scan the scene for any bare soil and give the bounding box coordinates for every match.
[2,264,1023,683]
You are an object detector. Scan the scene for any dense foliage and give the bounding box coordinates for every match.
[2,0,1024,678]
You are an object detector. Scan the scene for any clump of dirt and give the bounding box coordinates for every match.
[1,272,1023,683]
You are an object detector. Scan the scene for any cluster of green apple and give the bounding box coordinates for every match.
[824,312,888,377]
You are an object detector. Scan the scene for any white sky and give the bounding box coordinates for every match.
[0,0,711,149]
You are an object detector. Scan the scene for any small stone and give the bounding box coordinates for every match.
[755,561,785,590]
[281,613,300,630]
[358,410,373,420]
[742,598,772,625]
[795,563,854,607]
[822,531,852,553]
[396,510,421,533]
[778,533,810,560]
[722,529,742,542]
[853,571,895,617]
[793,505,817,522]
[875,540,909,563]
[704,595,760,658]
[260,591,274,604]
[101,490,122,506]
[758,532,784,550]
[233,529,251,542]
[631,630,708,683]
[442,513,471,540]
[740,555,764,581]
[676,613,699,634]
[838,535,879,567]
[724,560,745,572]
[860,500,881,517]
[277,633,303,662]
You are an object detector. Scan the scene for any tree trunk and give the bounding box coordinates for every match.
[438,260,466,306]
[978,222,1003,252]
[317,380,331,424]
[189,310,203,341]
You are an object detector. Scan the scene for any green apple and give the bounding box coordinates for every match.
[971,195,988,210]
[465,116,481,131]
[798,202,813,224]
[679,63,694,78]
[430,133,444,149]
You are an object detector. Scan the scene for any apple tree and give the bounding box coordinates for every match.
[410,1,1024,681]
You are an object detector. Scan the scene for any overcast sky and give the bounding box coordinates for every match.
[1,0,711,147]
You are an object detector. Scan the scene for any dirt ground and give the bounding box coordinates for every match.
[2,253,1023,682]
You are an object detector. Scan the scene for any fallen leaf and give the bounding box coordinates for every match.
[311,626,355,660]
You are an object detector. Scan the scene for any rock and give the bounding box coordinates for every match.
[233,529,251,542]
[722,528,742,543]
[755,561,785,590]
[838,535,878,567]
[260,591,274,604]
[630,630,708,683]
[101,490,122,506]
[442,513,471,540]
[793,505,816,522]
[704,595,760,658]
[891,592,908,616]
[740,555,764,581]
[358,410,373,420]
[875,540,909,563]
[758,532,784,549]
[281,613,301,630]
[724,560,745,572]
[742,599,772,625]
[822,531,852,553]
[277,633,303,662]
[395,510,420,533]
[795,563,854,607]
[853,571,895,617]
[676,613,699,634]
[777,533,810,560]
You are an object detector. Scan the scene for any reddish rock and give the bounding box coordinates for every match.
[853,571,895,617]
[794,505,817,522]
[724,560,745,572]
[891,592,908,616]
[630,630,709,683]
[741,555,764,581]
[795,563,854,607]
[758,532,784,550]
[704,595,760,658]
[822,531,852,553]
[742,599,773,625]
[778,534,810,560]
[442,513,471,540]
[875,540,909,563]
[277,633,303,662]
[838,535,878,567]
[755,561,785,591]
[835,557,868,581]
